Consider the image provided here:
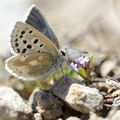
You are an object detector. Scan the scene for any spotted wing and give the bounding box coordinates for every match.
[5,53,55,80]
[11,22,58,55]
[25,5,59,48]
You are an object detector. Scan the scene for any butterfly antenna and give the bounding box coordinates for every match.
[62,32,72,51]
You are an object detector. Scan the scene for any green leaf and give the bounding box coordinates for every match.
[68,69,75,76]
[79,67,87,78]
[63,63,68,74]
[87,56,95,76]
[88,56,95,69]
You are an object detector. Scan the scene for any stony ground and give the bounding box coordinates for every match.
[0,42,120,120]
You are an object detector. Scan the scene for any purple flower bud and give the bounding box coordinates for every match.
[70,62,79,72]
[70,56,89,72]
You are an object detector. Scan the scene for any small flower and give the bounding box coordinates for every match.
[70,62,78,72]
[70,56,89,72]
[75,56,89,68]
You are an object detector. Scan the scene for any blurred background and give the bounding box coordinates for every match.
[1,0,120,55]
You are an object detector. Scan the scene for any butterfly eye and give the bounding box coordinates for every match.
[60,50,66,56]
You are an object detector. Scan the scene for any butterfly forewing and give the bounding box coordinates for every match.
[25,5,59,48]
[11,22,58,55]
[5,53,55,80]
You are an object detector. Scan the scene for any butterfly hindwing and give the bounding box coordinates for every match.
[5,53,55,80]
[11,22,58,55]
[25,5,59,48]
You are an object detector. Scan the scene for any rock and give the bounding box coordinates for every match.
[0,86,32,120]
[52,75,79,99]
[52,75,103,113]
[28,87,40,106]
[33,113,43,120]
[28,88,63,120]
[57,118,63,120]
[100,60,116,77]
[111,111,120,120]
[90,108,120,120]
[89,112,105,120]
[107,107,120,120]
[65,84,103,113]
[62,106,82,119]
[97,81,109,92]
[66,116,81,120]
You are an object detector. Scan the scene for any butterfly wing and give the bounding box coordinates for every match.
[11,22,58,55]
[5,53,55,80]
[25,5,59,48]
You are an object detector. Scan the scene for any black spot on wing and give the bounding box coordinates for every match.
[29,30,33,34]
[21,31,25,34]
[40,43,43,47]
[19,35,23,38]
[22,48,27,53]
[27,44,32,49]
[23,40,27,44]
[33,39,39,44]
[15,39,18,42]
[15,43,19,47]
[17,48,20,53]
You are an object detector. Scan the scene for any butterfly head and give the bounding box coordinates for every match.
[59,48,72,63]
[59,48,88,64]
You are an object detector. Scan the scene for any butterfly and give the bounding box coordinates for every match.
[5,5,87,81]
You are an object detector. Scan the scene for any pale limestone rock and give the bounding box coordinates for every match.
[57,118,63,120]
[107,107,120,120]
[52,75,103,113]
[111,111,120,120]
[66,116,81,120]
[0,86,32,120]
[34,113,43,120]
[100,60,116,77]
[65,84,103,113]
